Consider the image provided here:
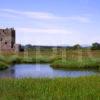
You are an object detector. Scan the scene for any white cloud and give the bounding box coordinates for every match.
[0,9,90,23]
[66,16,90,23]
[16,27,73,34]
[0,13,17,18]
[16,27,81,45]
[0,8,92,45]
[0,9,58,19]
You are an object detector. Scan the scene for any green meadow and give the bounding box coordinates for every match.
[0,76,100,100]
[0,50,100,99]
[0,50,100,70]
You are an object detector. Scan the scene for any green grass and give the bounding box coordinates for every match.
[0,55,51,70]
[51,58,100,70]
[0,56,10,70]
[0,76,100,100]
[8,56,23,64]
[0,51,100,70]
[0,50,100,70]
[8,56,51,64]
[0,51,100,99]
[0,62,9,70]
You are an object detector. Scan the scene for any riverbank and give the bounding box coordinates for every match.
[51,58,100,70]
[0,76,99,100]
[0,50,100,70]
[0,56,51,70]
[0,57,100,71]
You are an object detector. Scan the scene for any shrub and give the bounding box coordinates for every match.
[9,56,22,64]
[0,62,9,70]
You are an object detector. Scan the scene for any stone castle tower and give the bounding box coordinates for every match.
[0,28,21,52]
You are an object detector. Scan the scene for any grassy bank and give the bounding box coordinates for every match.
[51,58,100,70]
[8,56,51,64]
[0,62,9,70]
[0,56,10,70]
[0,50,100,70]
[1,55,100,70]
[0,76,100,100]
[0,55,51,70]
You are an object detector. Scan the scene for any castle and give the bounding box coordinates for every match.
[0,28,21,52]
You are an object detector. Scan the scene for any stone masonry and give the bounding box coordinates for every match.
[0,28,21,52]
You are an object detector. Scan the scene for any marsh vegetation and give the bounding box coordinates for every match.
[0,49,100,70]
[0,49,100,99]
[0,76,100,99]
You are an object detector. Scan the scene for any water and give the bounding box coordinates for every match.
[0,64,99,78]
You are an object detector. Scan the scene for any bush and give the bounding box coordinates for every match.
[9,56,22,64]
[0,62,9,70]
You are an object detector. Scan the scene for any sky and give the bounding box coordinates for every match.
[0,0,100,46]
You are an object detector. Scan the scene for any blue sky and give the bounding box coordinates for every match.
[0,0,100,46]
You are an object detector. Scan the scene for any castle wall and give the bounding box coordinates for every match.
[0,28,16,51]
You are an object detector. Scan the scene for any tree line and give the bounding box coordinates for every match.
[22,42,100,50]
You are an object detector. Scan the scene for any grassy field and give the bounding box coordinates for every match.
[0,50,100,100]
[0,50,100,70]
[0,76,100,100]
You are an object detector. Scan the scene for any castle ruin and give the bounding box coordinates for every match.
[0,28,21,52]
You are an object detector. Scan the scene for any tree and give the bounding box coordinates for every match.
[72,44,81,50]
[91,42,100,50]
